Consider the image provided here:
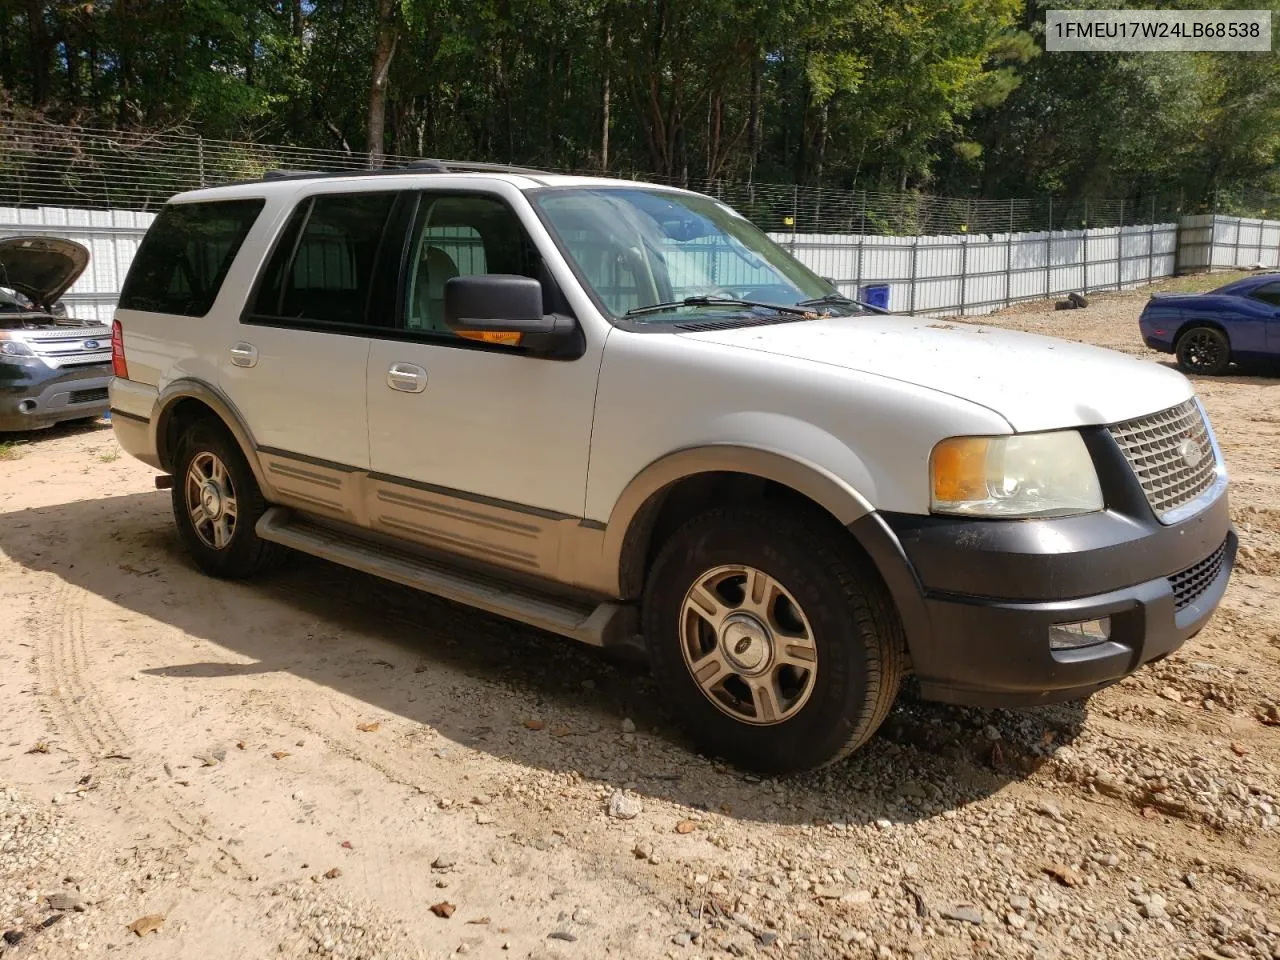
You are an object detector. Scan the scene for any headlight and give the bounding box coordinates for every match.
[0,339,35,357]
[930,431,1103,518]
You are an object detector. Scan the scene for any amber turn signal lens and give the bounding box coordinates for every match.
[457,331,523,346]
[930,437,991,504]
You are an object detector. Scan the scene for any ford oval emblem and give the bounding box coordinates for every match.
[83,339,100,350]
[1177,437,1204,468]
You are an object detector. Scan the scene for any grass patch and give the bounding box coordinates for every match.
[0,441,19,461]
[97,448,120,463]
[1150,270,1257,295]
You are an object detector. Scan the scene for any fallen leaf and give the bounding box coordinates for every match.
[1141,805,1161,820]
[26,742,49,754]
[551,726,572,737]
[323,867,341,879]
[719,803,733,815]
[356,721,381,733]
[414,663,428,674]
[340,841,353,849]
[523,719,545,731]
[466,917,490,925]
[1042,863,1081,888]
[127,915,164,937]
[990,742,1004,766]
[271,751,290,760]
[235,741,246,750]
[1041,730,1057,745]
[1231,742,1249,756]
[675,820,696,834]
[194,753,218,767]
[430,902,456,919]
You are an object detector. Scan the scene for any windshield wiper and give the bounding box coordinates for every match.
[624,296,812,318]
[795,293,883,312]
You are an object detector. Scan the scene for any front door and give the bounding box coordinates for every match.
[364,190,602,579]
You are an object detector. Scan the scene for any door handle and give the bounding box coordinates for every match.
[229,342,258,368]
[386,362,427,393]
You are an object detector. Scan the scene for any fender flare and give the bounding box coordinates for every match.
[596,444,876,598]
[151,379,269,492]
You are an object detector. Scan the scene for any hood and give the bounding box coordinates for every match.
[680,315,1193,433]
[0,236,89,311]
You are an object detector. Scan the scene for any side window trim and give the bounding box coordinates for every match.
[395,188,574,348]
[240,189,399,332]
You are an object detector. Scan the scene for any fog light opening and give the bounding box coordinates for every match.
[1049,617,1111,650]
[18,399,36,413]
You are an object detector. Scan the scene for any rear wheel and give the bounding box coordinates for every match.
[642,505,904,773]
[1175,326,1230,376]
[171,420,286,578]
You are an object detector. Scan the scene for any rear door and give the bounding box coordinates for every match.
[220,188,412,522]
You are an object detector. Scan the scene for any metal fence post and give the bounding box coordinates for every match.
[1082,199,1090,295]
[1233,214,1242,268]
[1115,199,1124,290]
[790,185,799,253]
[1005,198,1014,308]
[855,191,866,294]
[908,235,919,315]
[197,136,206,188]
[958,234,968,316]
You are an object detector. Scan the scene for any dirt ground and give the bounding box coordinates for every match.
[2,281,1279,960]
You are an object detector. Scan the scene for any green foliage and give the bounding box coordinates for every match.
[0,0,1277,208]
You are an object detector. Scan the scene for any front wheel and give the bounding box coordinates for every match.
[642,505,905,773]
[1175,326,1230,376]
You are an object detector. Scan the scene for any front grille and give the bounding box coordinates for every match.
[1107,400,1218,521]
[68,387,108,404]
[1169,539,1228,611]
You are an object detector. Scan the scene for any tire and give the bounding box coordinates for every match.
[1068,292,1089,309]
[1175,326,1231,376]
[642,505,905,774]
[171,419,287,578]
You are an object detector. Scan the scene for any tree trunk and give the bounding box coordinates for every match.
[747,57,761,184]
[291,0,304,40]
[366,0,399,167]
[25,0,50,106]
[600,17,611,170]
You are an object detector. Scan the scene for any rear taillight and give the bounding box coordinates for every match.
[111,318,128,379]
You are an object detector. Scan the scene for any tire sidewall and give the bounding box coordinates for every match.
[644,513,880,773]
[1177,327,1229,376]
[171,423,264,577]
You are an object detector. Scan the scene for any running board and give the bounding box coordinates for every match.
[256,507,634,648]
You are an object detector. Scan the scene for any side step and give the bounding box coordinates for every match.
[256,507,635,648]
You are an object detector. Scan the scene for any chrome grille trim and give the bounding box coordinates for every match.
[1108,398,1225,523]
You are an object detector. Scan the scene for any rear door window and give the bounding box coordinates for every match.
[118,199,265,317]
[248,192,403,329]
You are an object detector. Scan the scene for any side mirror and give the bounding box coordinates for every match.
[442,275,576,353]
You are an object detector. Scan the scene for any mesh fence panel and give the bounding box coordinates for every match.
[0,119,1199,234]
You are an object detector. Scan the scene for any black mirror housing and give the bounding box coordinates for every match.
[444,275,554,334]
[442,274,581,357]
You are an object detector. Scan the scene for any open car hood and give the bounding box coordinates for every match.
[0,236,89,311]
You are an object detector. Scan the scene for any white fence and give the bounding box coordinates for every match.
[768,223,1179,316]
[0,205,155,324]
[0,204,1252,324]
[1176,214,1280,272]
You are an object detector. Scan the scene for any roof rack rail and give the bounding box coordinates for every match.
[251,159,552,185]
[263,169,323,180]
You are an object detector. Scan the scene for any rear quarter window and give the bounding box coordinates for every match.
[118,199,265,317]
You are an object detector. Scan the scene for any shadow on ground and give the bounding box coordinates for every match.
[1,490,1088,827]
[0,417,112,444]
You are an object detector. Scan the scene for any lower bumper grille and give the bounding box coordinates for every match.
[1169,539,1228,612]
[68,387,109,404]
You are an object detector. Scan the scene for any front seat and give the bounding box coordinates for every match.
[412,245,460,333]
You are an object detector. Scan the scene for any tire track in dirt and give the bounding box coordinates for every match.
[36,579,130,759]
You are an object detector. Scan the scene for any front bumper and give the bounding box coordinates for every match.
[0,360,112,431]
[850,484,1236,708]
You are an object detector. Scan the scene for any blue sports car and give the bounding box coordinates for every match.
[1139,272,1280,375]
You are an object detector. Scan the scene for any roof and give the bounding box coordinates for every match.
[169,161,691,204]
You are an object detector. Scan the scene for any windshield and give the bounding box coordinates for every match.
[533,187,861,322]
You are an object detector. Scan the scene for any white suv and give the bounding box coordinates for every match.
[109,162,1236,772]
